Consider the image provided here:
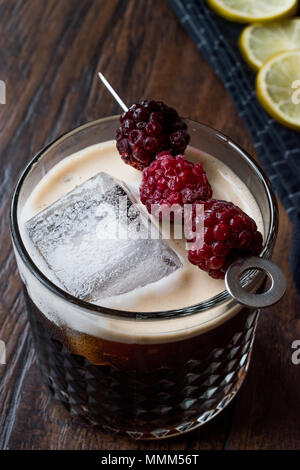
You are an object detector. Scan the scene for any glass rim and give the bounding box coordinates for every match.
[10,116,278,320]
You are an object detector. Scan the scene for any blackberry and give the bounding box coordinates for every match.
[116,100,190,170]
[140,151,212,219]
[186,199,263,279]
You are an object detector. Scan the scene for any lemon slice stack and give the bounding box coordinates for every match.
[256,50,300,130]
[239,19,300,70]
[206,0,300,131]
[207,0,298,23]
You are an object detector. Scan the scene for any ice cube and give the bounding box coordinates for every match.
[26,172,182,303]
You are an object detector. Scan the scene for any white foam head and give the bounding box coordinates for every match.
[17,140,265,344]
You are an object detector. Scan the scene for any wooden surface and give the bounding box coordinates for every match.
[0,0,299,450]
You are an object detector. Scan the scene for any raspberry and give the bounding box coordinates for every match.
[186,200,263,279]
[116,101,190,170]
[140,151,213,218]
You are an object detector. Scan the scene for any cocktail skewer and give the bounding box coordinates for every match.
[98,73,128,112]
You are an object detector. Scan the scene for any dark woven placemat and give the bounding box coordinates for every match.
[168,0,300,293]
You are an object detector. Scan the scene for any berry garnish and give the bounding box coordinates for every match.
[116,100,190,170]
[186,199,263,279]
[140,151,212,219]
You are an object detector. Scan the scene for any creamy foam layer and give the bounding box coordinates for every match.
[20,140,264,313]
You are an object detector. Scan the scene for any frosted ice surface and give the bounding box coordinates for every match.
[26,172,182,303]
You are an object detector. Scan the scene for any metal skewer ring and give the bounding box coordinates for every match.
[225,256,286,308]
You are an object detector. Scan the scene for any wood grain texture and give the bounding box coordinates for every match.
[0,0,299,450]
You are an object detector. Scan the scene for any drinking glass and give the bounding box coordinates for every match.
[10,117,279,439]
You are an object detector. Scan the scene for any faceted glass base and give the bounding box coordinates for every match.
[27,291,259,440]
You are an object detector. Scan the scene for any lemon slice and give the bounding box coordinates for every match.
[239,19,300,71]
[206,0,298,23]
[256,50,300,131]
